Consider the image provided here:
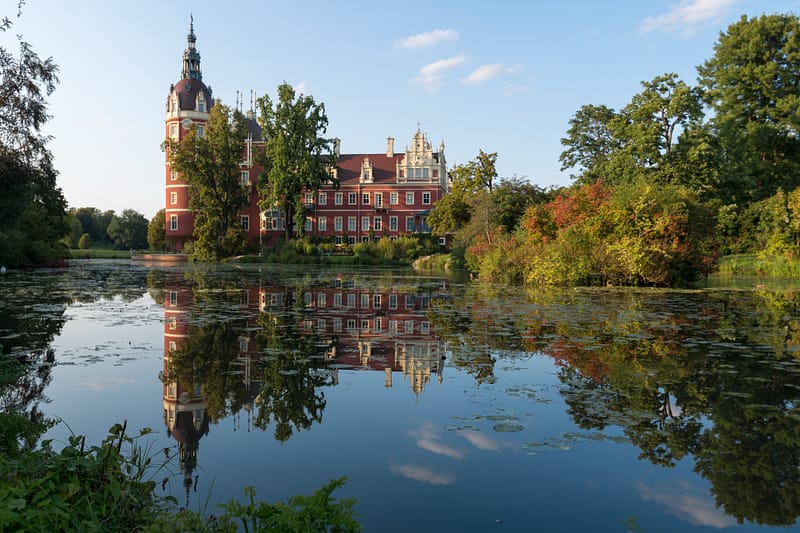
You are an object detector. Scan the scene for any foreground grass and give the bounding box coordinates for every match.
[716,254,800,277]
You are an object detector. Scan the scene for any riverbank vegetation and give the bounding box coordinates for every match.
[429,13,800,286]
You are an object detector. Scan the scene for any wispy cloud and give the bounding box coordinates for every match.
[410,423,467,459]
[639,0,744,36]
[390,464,455,485]
[461,64,504,85]
[293,81,308,95]
[395,29,459,49]
[413,55,467,91]
[458,429,500,451]
[636,480,737,528]
[504,84,530,96]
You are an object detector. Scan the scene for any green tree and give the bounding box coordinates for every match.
[491,176,547,232]
[698,13,800,203]
[256,83,336,241]
[61,210,82,248]
[0,18,67,267]
[106,209,148,250]
[165,102,249,261]
[559,104,620,184]
[147,208,166,251]
[77,233,91,249]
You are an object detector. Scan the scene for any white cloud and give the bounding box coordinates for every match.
[413,55,467,91]
[458,429,500,451]
[293,81,308,95]
[640,0,744,35]
[461,64,504,85]
[410,422,467,459]
[395,29,459,49]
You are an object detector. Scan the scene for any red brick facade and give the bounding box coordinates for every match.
[165,23,448,252]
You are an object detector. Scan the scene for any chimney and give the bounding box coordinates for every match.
[386,136,394,157]
[334,138,341,159]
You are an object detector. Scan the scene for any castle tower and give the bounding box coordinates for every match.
[164,17,213,252]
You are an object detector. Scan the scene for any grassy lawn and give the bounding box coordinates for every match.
[716,254,800,277]
[69,245,156,259]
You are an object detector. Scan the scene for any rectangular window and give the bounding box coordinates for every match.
[169,290,178,306]
[374,217,382,231]
[415,168,421,178]
[361,236,369,242]
[347,319,356,331]
[360,319,370,330]
[389,294,398,309]
[170,215,178,231]
[333,318,342,332]
[317,319,326,332]
[375,318,383,332]
[406,217,414,231]
[390,192,398,205]
[169,341,177,352]
[240,170,250,185]
[421,322,430,334]
[423,192,431,204]
[423,168,429,178]
[304,192,313,204]
[260,215,267,230]
[347,293,356,308]
[438,237,446,245]
[406,192,414,205]
[335,216,343,231]
[390,217,398,231]
[318,192,327,205]
[333,293,342,307]
[197,126,204,137]
[347,217,356,232]
[241,215,249,231]
[362,192,370,205]
[304,218,312,232]
[318,216,327,231]
[170,170,178,181]
[361,294,369,308]
[389,320,398,333]
[335,192,343,205]
[374,193,382,207]
[348,236,355,245]
[405,295,414,308]
[170,192,177,205]
[170,124,178,139]
[348,192,357,205]
[335,235,342,245]
[361,217,369,231]
[373,294,381,308]
[317,293,326,307]
[304,292,312,306]
[405,320,415,333]
[198,99,206,113]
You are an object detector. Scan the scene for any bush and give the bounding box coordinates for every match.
[78,233,92,249]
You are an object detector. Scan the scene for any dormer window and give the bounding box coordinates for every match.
[360,156,373,183]
[197,94,206,112]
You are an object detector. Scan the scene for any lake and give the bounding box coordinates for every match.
[2,260,800,532]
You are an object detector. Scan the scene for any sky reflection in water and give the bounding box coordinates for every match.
[2,262,799,532]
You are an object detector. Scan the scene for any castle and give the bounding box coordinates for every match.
[164,20,449,252]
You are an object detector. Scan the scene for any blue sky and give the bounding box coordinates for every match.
[4,0,800,219]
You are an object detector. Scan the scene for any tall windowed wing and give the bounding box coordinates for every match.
[170,215,178,231]
[241,215,249,231]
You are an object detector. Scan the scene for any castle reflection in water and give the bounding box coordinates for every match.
[159,272,447,499]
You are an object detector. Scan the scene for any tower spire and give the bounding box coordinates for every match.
[181,15,202,80]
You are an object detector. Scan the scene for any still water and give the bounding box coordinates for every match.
[2,260,800,532]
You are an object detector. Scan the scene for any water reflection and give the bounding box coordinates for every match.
[431,284,800,527]
[156,269,447,502]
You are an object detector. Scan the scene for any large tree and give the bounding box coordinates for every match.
[0,12,67,267]
[146,208,166,251]
[107,209,148,250]
[559,104,620,184]
[165,102,249,261]
[698,13,800,203]
[256,83,336,241]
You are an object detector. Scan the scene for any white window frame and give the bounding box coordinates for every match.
[423,192,431,205]
[406,192,414,205]
[335,192,343,205]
